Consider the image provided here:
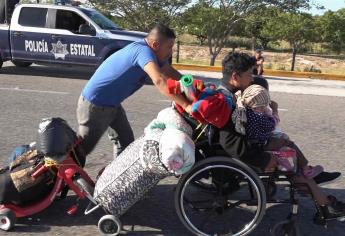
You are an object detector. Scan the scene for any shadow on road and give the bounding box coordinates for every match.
[13,184,189,235]
[15,196,102,228]
[10,183,345,235]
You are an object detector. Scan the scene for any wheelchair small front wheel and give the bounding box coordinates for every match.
[175,156,266,236]
[271,219,301,236]
[98,215,121,236]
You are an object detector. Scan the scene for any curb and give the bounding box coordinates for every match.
[173,64,345,82]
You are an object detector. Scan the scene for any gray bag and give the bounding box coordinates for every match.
[94,130,170,217]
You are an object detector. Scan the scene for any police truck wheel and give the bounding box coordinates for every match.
[0,208,16,231]
[98,215,121,235]
[12,60,32,67]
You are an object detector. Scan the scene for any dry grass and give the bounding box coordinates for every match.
[173,44,345,75]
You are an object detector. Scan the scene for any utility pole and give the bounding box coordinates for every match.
[4,0,8,24]
[176,41,180,63]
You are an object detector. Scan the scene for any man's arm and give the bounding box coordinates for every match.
[160,63,182,80]
[144,61,191,113]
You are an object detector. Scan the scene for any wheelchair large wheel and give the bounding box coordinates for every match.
[175,156,266,236]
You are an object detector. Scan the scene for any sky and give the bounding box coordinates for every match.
[309,0,344,15]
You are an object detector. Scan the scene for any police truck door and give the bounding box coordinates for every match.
[48,8,100,66]
[10,6,52,62]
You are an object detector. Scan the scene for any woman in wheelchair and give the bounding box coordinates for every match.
[229,82,345,219]
[174,52,344,236]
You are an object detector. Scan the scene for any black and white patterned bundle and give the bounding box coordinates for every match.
[93,131,170,217]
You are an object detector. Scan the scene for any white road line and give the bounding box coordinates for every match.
[0,87,69,95]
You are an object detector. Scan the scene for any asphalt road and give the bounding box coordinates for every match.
[0,62,345,236]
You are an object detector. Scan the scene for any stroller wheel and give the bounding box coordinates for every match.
[98,215,121,235]
[0,208,16,231]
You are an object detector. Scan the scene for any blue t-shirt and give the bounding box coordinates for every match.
[82,39,163,107]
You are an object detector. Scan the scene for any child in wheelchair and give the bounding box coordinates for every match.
[232,83,345,220]
[252,75,341,185]
[233,84,324,177]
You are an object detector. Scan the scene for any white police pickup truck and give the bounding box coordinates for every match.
[0,2,146,69]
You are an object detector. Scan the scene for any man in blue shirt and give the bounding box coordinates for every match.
[77,23,191,157]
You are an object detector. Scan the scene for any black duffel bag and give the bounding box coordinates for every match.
[38,117,77,158]
[38,117,85,167]
[0,149,55,205]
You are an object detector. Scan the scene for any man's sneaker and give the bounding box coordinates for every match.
[322,195,345,221]
[313,171,341,186]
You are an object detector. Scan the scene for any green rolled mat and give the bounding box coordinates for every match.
[180,74,193,87]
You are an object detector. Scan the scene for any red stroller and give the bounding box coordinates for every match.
[0,118,96,231]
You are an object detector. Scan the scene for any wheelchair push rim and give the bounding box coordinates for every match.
[175,157,267,236]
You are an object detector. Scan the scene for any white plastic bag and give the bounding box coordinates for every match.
[160,128,195,175]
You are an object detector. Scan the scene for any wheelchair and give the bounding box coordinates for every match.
[174,121,337,236]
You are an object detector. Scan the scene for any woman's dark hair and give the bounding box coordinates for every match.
[221,52,255,84]
[252,76,269,91]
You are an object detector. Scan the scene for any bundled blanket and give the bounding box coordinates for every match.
[143,107,195,175]
[167,78,234,128]
[94,107,195,216]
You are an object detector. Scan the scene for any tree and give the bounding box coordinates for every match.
[88,0,191,32]
[180,1,241,65]
[261,11,316,71]
[180,0,313,66]
[242,7,278,51]
[318,9,345,54]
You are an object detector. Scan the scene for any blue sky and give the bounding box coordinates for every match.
[309,0,344,15]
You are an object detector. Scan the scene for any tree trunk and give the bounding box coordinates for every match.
[209,46,223,66]
[251,36,256,52]
[210,54,217,66]
[208,38,224,66]
[259,38,269,50]
[291,45,297,71]
[176,41,180,63]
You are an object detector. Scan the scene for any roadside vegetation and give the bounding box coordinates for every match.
[29,0,345,74]
[174,36,345,75]
[89,0,345,74]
